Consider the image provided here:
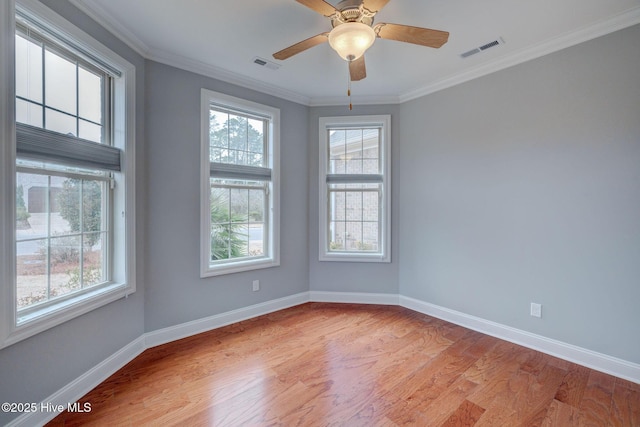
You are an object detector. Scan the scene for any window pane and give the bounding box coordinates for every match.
[330,158,346,174]
[346,129,362,160]
[54,177,80,235]
[16,172,108,309]
[362,191,379,221]
[345,221,363,250]
[211,186,230,224]
[247,118,264,166]
[363,222,379,251]
[346,191,363,221]
[209,107,266,167]
[329,221,345,251]
[330,191,346,221]
[49,234,81,297]
[228,114,247,151]
[249,223,264,257]
[329,130,346,174]
[229,187,248,221]
[346,158,362,174]
[78,67,102,123]
[362,159,379,174]
[83,232,105,287]
[45,108,76,136]
[79,119,102,143]
[45,49,77,115]
[210,180,269,262]
[16,239,48,309]
[16,98,43,127]
[16,172,47,232]
[249,189,264,223]
[209,110,229,149]
[248,189,265,257]
[329,127,381,175]
[327,187,381,253]
[16,34,43,103]
[210,186,249,261]
[82,180,103,233]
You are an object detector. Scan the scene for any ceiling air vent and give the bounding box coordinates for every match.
[252,56,280,70]
[460,37,505,59]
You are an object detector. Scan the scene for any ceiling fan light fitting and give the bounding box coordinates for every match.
[328,22,375,61]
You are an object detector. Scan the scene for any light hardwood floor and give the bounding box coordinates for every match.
[48,303,639,426]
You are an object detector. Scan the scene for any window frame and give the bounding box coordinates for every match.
[0,0,136,349]
[200,89,280,277]
[318,115,391,263]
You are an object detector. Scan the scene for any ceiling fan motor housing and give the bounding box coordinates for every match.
[331,0,375,28]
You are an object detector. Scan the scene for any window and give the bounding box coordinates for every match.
[200,89,279,277]
[0,0,136,348]
[319,115,391,262]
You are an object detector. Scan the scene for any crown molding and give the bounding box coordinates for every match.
[308,94,401,107]
[399,5,640,103]
[147,48,311,106]
[70,1,640,107]
[68,0,150,57]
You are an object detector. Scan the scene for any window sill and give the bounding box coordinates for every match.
[319,252,391,263]
[201,257,280,278]
[2,282,134,349]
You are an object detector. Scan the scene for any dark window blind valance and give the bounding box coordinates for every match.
[210,162,271,181]
[326,174,383,184]
[16,123,121,172]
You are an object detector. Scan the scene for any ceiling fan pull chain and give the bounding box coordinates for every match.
[347,62,353,110]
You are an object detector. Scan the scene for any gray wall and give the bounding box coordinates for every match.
[0,1,146,425]
[308,105,400,294]
[144,61,309,331]
[1,4,639,424]
[398,24,640,363]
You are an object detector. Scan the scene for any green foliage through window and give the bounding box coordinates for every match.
[210,191,247,261]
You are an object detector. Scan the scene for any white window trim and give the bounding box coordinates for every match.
[0,0,136,349]
[200,89,280,277]
[318,115,391,263]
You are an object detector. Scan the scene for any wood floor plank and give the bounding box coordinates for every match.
[441,399,485,426]
[578,370,615,426]
[554,362,591,407]
[541,398,584,426]
[611,379,640,426]
[47,303,640,426]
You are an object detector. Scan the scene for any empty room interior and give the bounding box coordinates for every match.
[0,0,639,425]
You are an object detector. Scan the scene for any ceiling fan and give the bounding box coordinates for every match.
[273,0,449,82]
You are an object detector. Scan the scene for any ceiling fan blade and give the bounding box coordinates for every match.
[295,0,338,17]
[375,23,449,48]
[362,0,390,13]
[273,33,329,60]
[349,55,366,81]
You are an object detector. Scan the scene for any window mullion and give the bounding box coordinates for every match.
[46,175,51,300]
[79,180,84,288]
[40,34,45,128]
[75,60,79,138]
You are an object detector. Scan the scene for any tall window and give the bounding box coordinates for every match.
[319,115,391,262]
[0,0,136,348]
[200,90,280,277]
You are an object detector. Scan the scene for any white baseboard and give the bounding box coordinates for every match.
[309,291,399,305]
[11,291,639,426]
[7,336,146,427]
[144,292,310,348]
[400,295,640,384]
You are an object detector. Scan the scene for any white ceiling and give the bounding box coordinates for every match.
[70,0,640,105]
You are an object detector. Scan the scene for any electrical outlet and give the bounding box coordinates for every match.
[530,302,542,318]
[252,280,260,292]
